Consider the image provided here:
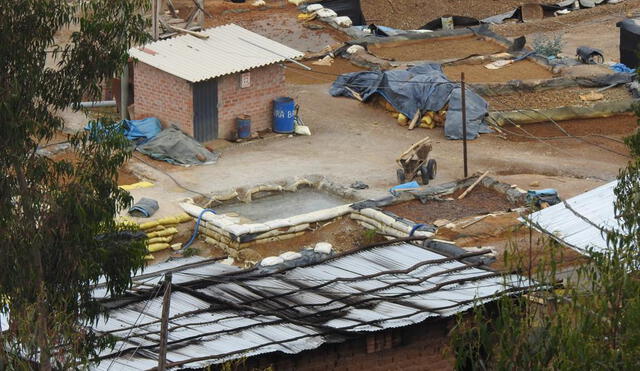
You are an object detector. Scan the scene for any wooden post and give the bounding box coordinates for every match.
[158,272,172,371]
[461,72,468,178]
[152,0,160,40]
[196,0,204,29]
[120,63,129,120]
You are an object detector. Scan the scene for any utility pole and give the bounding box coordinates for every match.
[158,272,172,371]
[461,72,468,178]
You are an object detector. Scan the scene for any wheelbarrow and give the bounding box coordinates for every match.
[396,136,437,185]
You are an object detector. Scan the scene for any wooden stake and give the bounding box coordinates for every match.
[408,110,421,130]
[458,170,489,200]
[158,272,172,371]
[461,72,468,178]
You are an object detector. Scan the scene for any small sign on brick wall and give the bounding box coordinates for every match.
[240,72,251,88]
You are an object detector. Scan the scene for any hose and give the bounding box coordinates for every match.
[409,223,426,237]
[182,208,217,250]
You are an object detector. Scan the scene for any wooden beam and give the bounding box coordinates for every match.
[458,171,489,200]
[158,273,172,371]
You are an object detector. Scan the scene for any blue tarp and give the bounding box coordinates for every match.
[329,64,490,140]
[84,117,161,143]
[122,117,162,142]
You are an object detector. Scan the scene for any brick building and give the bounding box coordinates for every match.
[93,240,531,370]
[129,24,302,141]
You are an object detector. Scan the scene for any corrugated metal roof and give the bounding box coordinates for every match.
[92,241,532,370]
[129,23,303,83]
[522,181,620,254]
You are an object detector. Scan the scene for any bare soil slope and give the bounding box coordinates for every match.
[361,0,546,29]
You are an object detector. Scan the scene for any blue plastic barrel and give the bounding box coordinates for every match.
[236,115,251,139]
[273,97,295,133]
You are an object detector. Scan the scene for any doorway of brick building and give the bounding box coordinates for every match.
[193,79,218,142]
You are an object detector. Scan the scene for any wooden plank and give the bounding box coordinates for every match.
[458,171,489,200]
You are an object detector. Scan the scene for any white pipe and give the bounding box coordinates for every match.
[79,100,116,108]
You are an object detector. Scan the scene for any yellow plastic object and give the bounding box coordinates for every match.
[119,181,154,191]
[157,213,192,225]
[148,236,173,244]
[139,221,160,230]
[147,227,178,238]
[397,114,408,125]
[147,243,170,252]
[420,115,435,129]
[297,13,315,21]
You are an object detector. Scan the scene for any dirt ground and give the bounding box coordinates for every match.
[443,59,554,82]
[285,58,366,84]
[501,114,637,143]
[493,0,640,62]
[361,0,549,30]
[384,186,519,224]
[368,35,506,61]
[110,80,631,221]
[174,0,349,52]
[435,212,587,273]
[50,148,141,186]
[484,86,633,110]
[236,217,386,265]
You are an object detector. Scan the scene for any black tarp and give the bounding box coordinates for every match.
[329,64,490,140]
[420,16,480,31]
[320,0,365,25]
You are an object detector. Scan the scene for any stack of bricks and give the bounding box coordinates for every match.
[133,62,194,136]
[217,64,287,140]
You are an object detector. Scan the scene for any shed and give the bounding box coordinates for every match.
[90,239,533,370]
[522,181,620,255]
[129,24,303,142]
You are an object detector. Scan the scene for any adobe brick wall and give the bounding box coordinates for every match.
[132,62,194,136]
[223,319,454,371]
[217,63,287,140]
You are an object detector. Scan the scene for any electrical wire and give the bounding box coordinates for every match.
[485,89,631,158]
[131,153,216,200]
[105,274,165,371]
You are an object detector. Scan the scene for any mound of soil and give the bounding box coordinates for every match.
[285,58,366,84]
[368,35,505,62]
[383,186,518,224]
[443,59,553,82]
[484,86,632,111]
[361,0,547,30]
[502,114,636,143]
[233,217,386,266]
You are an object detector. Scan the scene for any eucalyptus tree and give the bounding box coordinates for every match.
[0,0,149,368]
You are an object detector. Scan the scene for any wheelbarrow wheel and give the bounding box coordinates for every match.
[396,168,406,183]
[420,165,430,185]
[426,159,437,179]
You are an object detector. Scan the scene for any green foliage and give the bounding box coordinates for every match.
[450,101,640,369]
[182,246,201,258]
[362,228,379,245]
[532,34,565,58]
[0,0,149,368]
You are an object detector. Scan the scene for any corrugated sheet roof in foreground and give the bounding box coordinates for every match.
[523,181,620,254]
[129,23,304,83]
[92,242,533,370]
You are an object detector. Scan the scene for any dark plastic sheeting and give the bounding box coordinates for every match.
[321,0,365,25]
[329,64,490,140]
